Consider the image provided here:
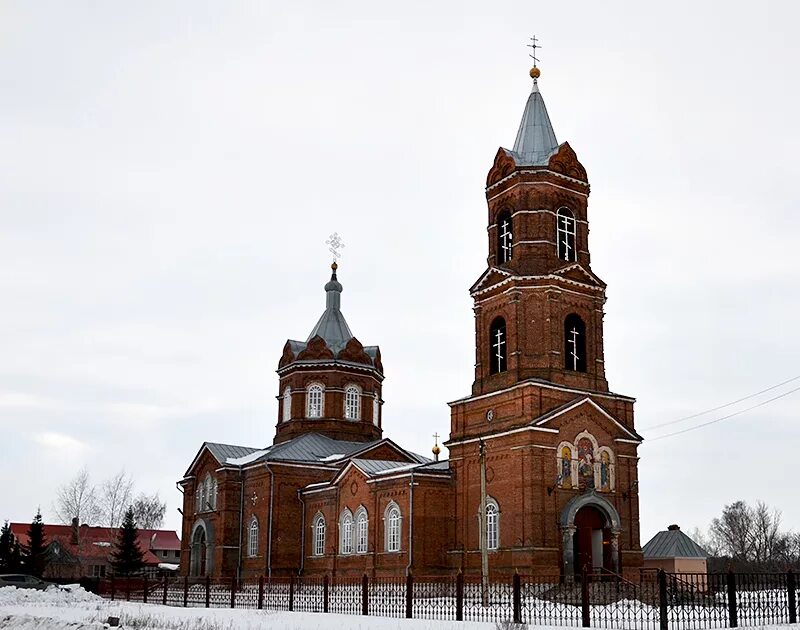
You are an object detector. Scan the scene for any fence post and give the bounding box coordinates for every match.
[289,575,295,612]
[513,572,521,624]
[323,574,329,613]
[658,570,668,630]
[183,576,189,608]
[110,575,115,601]
[205,575,211,608]
[456,572,464,622]
[230,575,237,608]
[788,570,797,625]
[726,571,738,628]
[580,569,590,628]
[361,573,369,616]
[258,575,264,610]
[143,574,148,604]
[162,576,168,606]
[405,572,413,619]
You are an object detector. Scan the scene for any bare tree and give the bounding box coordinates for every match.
[98,470,135,529]
[710,500,755,561]
[52,468,100,525]
[751,501,782,565]
[132,493,167,529]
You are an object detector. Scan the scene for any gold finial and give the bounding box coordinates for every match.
[331,261,338,271]
[527,35,542,79]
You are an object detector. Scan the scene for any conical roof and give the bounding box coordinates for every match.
[511,78,559,166]
[306,264,353,350]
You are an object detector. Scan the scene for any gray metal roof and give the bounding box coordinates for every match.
[205,442,260,465]
[265,433,368,463]
[510,79,559,166]
[351,459,412,475]
[643,528,708,559]
[306,269,354,351]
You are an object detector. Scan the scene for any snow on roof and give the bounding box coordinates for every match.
[157,563,180,571]
[319,453,345,462]
[227,449,270,466]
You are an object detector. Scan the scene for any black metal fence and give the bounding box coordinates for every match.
[99,570,799,629]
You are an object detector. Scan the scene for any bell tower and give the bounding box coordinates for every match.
[445,57,642,580]
[471,65,608,397]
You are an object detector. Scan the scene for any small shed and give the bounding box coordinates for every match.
[643,524,708,577]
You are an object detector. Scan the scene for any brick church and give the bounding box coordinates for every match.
[179,63,644,581]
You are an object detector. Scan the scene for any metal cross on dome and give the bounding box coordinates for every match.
[326,232,345,262]
[527,35,541,67]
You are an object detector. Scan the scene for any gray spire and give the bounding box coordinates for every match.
[306,263,353,348]
[511,78,559,166]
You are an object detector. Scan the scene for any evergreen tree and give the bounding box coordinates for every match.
[25,509,48,577]
[0,521,12,571]
[9,539,23,572]
[110,506,144,576]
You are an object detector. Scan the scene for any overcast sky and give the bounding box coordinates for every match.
[1,1,798,544]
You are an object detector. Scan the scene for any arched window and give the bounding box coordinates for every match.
[312,513,326,556]
[344,385,361,420]
[489,317,507,374]
[195,486,201,513]
[282,387,292,422]
[210,477,218,510]
[355,507,369,554]
[496,210,513,264]
[556,208,577,262]
[339,509,353,555]
[564,314,587,372]
[384,502,401,553]
[204,475,213,511]
[372,393,380,427]
[306,383,324,418]
[486,499,500,551]
[248,517,259,557]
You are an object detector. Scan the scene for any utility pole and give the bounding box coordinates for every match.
[479,439,489,606]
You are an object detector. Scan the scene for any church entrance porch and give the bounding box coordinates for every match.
[560,492,621,580]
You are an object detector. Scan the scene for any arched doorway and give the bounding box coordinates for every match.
[191,527,207,576]
[189,520,214,577]
[573,505,612,575]
[560,492,621,580]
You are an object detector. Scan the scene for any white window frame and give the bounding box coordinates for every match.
[344,385,361,421]
[248,517,259,557]
[355,507,368,554]
[372,393,380,426]
[486,498,500,551]
[210,477,217,510]
[312,513,326,557]
[384,502,401,553]
[306,383,325,418]
[339,509,353,555]
[282,387,292,422]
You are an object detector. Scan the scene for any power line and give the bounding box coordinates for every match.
[641,374,800,431]
[645,384,800,442]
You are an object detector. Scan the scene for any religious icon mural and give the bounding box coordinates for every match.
[560,446,572,488]
[600,451,611,491]
[577,437,594,489]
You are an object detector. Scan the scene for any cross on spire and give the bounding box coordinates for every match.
[325,232,345,262]
[527,35,541,68]
[433,432,440,445]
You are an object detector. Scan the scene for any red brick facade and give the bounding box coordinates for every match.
[179,73,643,582]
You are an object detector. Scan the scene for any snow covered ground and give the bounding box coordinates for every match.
[1,586,798,630]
